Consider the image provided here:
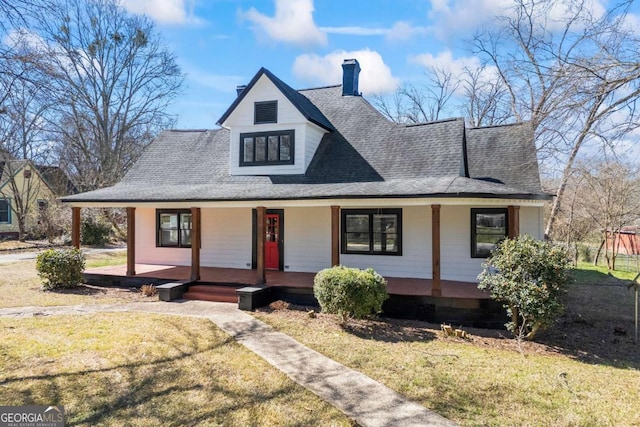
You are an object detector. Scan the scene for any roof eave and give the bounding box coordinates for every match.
[60,192,553,204]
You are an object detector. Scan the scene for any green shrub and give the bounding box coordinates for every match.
[36,249,86,290]
[579,244,592,263]
[81,216,112,246]
[478,235,572,340]
[313,266,388,321]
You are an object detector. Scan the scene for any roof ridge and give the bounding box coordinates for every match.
[298,84,341,92]
[469,121,526,130]
[404,117,464,128]
[168,129,210,133]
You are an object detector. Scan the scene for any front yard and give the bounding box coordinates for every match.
[0,312,352,426]
[2,253,639,426]
[253,265,640,426]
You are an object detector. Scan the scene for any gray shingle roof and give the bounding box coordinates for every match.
[62,84,550,204]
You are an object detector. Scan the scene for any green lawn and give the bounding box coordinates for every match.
[572,261,639,284]
[0,312,352,426]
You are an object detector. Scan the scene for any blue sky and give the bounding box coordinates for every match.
[119,0,630,130]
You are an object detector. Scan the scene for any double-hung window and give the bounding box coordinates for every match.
[157,210,192,248]
[471,208,508,258]
[0,199,10,223]
[341,209,402,255]
[240,130,294,166]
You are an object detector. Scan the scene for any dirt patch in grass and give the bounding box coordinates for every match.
[0,312,352,426]
[50,283,156,302]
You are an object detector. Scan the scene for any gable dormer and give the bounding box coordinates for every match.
[217,67,334,176]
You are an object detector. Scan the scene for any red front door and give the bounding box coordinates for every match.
[265,214,280,269]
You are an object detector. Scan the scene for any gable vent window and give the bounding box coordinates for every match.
[254,101,277,124]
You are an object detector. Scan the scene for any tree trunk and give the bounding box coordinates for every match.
[594,239,605,266]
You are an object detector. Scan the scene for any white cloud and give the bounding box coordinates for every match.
[410,50,481,77]
[410,49,498,94]
[293,49,399,95]
[320,26,388,36]
[241,0,326,47]
[386,21,429,41]
[320,21,428,41]
[120,0,202,25]
[3,28,46,51]
[427,0,607,39]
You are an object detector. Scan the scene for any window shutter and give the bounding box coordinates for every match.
[254,101,277,124]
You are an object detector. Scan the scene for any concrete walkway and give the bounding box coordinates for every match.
[0,300,458,427]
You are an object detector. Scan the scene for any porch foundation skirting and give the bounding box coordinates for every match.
[82,264,506,327]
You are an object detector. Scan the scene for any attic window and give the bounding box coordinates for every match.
[254,101,277,124]
[240,130,294,166]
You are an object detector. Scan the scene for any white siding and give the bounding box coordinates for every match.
[224,75,305,127]
[224,74,327,176]
[135,208,191,266]
[134,203,544,282]
[340,206,431,279]
[200,208,252,269]
[283,207,331,272]
[520,206,543,240]
[440,204,546,282]
[304,123,327,170]
[440,205,483,282]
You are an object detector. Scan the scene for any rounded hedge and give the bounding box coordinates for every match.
[36,248,86,290]
[313,266,388,321]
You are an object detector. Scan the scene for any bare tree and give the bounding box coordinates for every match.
[472,0,640,238]
[576,159,640,270]
[33,0,184,190]
[461,65,511,127]
[373,67,459,124]
[373,62,511,128]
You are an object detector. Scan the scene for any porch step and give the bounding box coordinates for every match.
[182,284,242,304]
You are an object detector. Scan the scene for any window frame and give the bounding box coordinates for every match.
[0,199,10,224]
[470,208,508,258]
[239,130,295,167]
[156,209,192,248]
[254,100,278,124]
[341,208,402,256]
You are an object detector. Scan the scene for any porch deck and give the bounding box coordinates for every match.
[84,264,489,299]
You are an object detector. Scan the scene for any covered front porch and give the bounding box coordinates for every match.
[82,263,505,326]
[83,263,489,299]
[71,203,524,294]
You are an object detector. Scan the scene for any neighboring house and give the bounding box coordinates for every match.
[0,160,66,240]
[62,60,550,312]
